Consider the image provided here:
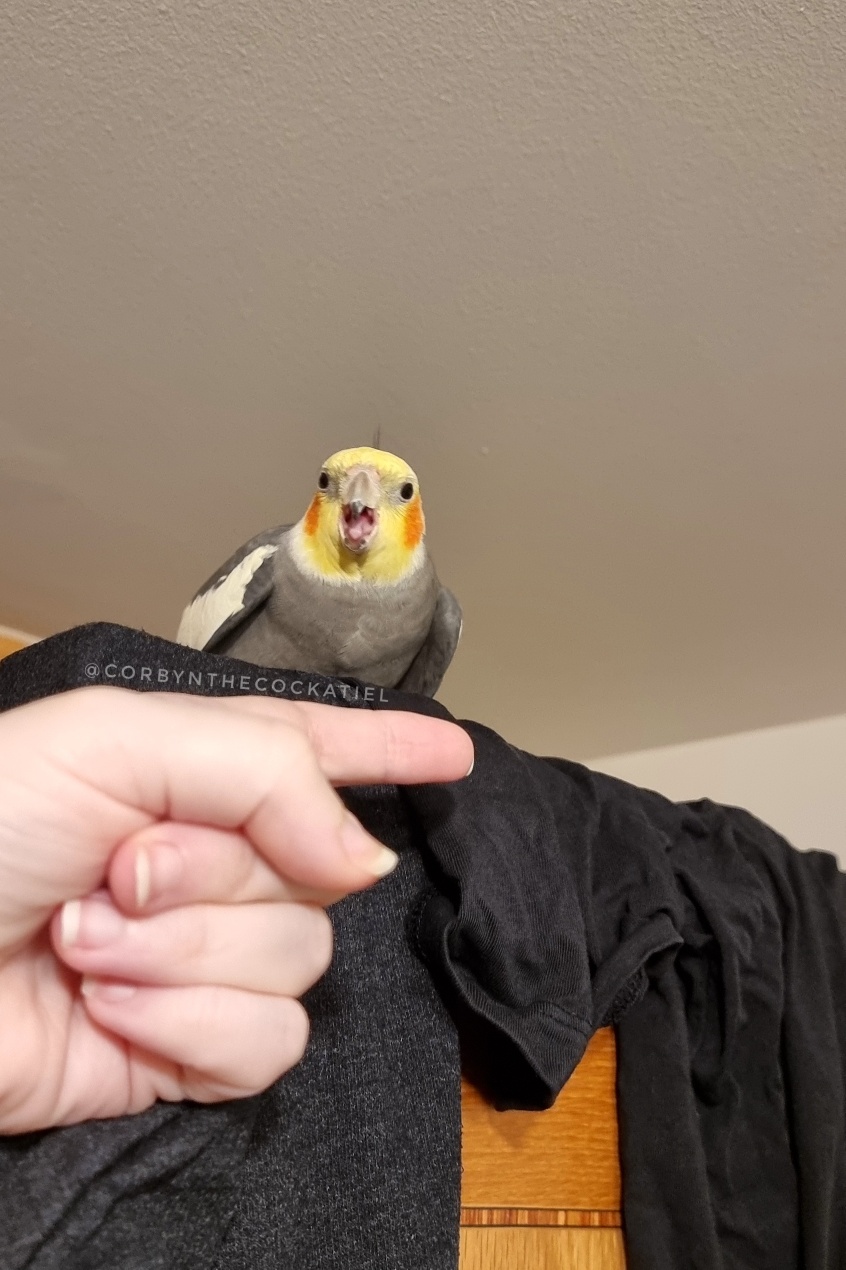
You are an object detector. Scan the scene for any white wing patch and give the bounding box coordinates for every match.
[177,544,278,649]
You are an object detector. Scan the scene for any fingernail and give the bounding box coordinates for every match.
[134,847,151,908]
[465,755,475,777]
[81,978,137,1002]
[135,842,183,908]
[341,813,399,878]
[62,900,126,949]
[60,900,81,948]
[367,847,400,877]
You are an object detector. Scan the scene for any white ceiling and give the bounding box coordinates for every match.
[2,0,845,758]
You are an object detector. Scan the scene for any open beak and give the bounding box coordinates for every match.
[340,468,380,553]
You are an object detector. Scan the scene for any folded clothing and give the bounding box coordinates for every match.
[1,623,844,1269]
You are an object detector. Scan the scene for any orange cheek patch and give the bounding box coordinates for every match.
[304,495,322,537]
[403,496,425,549]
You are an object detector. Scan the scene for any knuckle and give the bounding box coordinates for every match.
[275,724,315,772]
[229,833,261,894]
[227,998,310,1092]
[278,999,310,1070]
[168,908,212,966]
[382,715,415,771]
[280,904,334,987]
[306,907,334,979]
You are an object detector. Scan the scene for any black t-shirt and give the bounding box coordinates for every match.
[1,624,844,1269]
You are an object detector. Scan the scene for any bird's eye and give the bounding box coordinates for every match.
[400,482,414,501]
[318,471,330,491]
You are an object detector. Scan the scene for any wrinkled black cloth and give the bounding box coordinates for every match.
[612,792,846,1270]
[0,625,845,1269]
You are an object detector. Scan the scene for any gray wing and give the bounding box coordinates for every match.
[176,524,292,652]
[397,586,463,698]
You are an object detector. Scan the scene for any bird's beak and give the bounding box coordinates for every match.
[340,467,380,553]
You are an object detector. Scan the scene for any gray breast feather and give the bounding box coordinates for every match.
[396,586,463,697]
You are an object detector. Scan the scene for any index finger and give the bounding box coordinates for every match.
[36,688,472,896]
[218,697,475,786]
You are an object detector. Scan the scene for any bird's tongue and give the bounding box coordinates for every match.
[343,506,376,544]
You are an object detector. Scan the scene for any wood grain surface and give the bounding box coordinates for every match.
[461,1027,621,1214]
[460,1028,625,1267]
[460,1228,625,1270]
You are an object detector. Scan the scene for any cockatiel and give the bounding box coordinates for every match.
[176,447,462,696]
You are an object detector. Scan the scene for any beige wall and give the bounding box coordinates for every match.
[3,1,846,760]
[593,714,846,864]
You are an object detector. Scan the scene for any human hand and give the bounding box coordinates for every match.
[0,686,473,1133]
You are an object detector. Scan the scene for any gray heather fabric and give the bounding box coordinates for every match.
[0,627,461,1270]
[0,845,459,1270]
[216,792,460,1270]
[0,1099,255,1270]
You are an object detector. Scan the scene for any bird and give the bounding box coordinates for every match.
[176,446,462,696]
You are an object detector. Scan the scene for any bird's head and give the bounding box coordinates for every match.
[294,446,426,582]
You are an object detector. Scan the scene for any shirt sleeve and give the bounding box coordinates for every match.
[406,722,682,1110]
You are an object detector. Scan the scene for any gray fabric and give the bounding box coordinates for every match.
[0,629,461,1270]
[216,791,461,1270]
[0,845,460,1270]
[0,1099,255,1270]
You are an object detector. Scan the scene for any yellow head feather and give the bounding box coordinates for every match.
[293,447,426,583]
